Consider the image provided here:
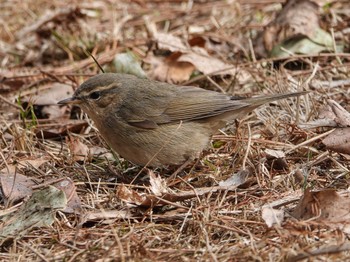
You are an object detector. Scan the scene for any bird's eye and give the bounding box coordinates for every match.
[89,91,100,100]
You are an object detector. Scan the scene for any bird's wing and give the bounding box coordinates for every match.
[164,86,247,121]
[120,84,248,129]
[119,75,307,130]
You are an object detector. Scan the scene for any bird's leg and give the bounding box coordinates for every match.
[167,158,193,181]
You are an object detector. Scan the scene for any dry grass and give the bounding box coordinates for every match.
[1,0,350,261]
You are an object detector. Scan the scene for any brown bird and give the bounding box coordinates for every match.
[58,73,307,167]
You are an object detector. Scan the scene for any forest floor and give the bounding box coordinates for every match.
[1,0,350,261]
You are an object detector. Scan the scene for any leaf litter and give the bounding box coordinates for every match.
[1,0,350,261]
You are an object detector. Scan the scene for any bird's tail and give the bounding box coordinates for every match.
[233,90,309,106]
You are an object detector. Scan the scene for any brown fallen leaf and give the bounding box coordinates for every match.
[66,135,90,162]
[53,178,82,214]
[292,189,350,233]
[321,100,350,127]
[146,24,248,82]
[116,184,146,206]
[21,83,74,120]
[147,54,195,83]
[0,158,49,205]
[154,32,188,52]
[299,99,350,154]
[264,0,319,51]
[35,120,88,139]
[322,128,350,155]
[0,172,37,205]
[265,148,289,171]
[0,170,81,214]
[257,0,334,58]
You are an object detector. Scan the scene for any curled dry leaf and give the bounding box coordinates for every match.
[149,170,168,196]
[154,32,188,52]
[27,83,74,105]
[265,149,285,159]
[147,55,195,83]
[89,146,115,161]
[113,52,147,79]
[116,184,147,206]
[178,48,238,76]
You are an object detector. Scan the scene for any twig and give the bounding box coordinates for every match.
[287,242,350,262]
[242,123,252,170]
[0,94,22,110]
[285,129,335,154]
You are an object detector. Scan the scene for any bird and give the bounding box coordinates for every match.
[58,73,307,167]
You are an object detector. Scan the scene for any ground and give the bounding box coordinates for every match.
[1,0,350,261]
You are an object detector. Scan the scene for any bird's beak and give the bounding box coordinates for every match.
[58,96,81,105]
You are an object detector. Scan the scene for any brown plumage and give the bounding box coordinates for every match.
[59,73,307,166]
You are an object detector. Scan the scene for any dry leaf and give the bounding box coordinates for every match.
[89,146,115,161]
[116,185,146,206]
[292,189,350,233]
[19,157,49,169]
[262,207,284,227]
[302,99,350,128]
[147,55,195,83]
[113,52,147,79]
[0,171,81,214]
[26,83,73,119]
[265,149,285,159]
[149,170,168,196]
[322,128,350,155]
[117,184,243,208]
[35,120,88,139]
[29,83,73,105]
[178,49,237,76]
[66,136,90,162]
[147,30,249,81]
[260,0,334,57]
[265,148,289,170]
[0,186,67,243]
[218,169,254,188]
[322,100,350,127]
[0,172,37,205]
[53,178,82,214]
[154,32,188,52]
